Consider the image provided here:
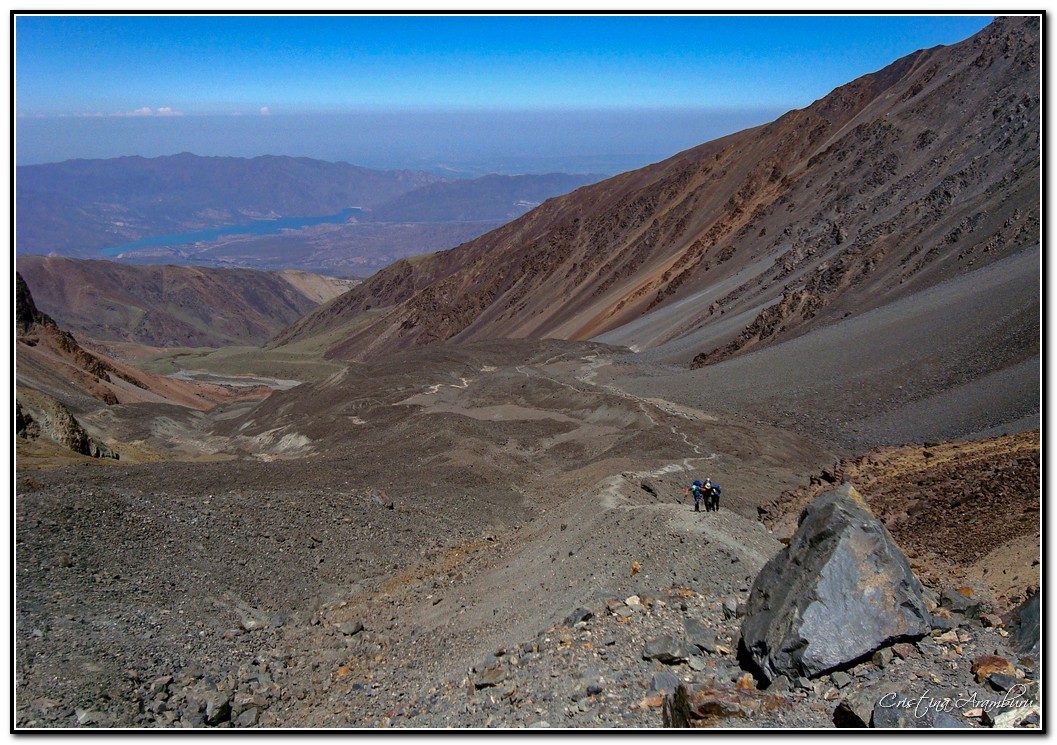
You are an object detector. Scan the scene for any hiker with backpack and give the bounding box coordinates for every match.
[703,478,721,512]
[685,480,706,512]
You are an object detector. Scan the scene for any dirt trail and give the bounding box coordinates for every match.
[339,349,779,684]
[316,447,781,695]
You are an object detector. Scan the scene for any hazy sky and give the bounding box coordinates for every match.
[15,13,995,171]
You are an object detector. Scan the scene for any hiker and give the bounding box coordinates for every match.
[703,478,722,512]
[685,480,705,512]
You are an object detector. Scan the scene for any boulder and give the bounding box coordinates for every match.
[473,663,507,689]
[980,613,1004,628]
[830,671,853,689]
[337,620,364,636]
[891,642,916,660]
[1008,592,1039,659]
[234,707,259,727]
[985,672,1022,693]
[929,615,953,632]
[649,671,682,695]
[871,647,894,669]
[682,618,717,654]
[833,682,902,727]
[770,675,792,693]
[565,608,593,626]
[203,692,231,726]
[740,483,930,682]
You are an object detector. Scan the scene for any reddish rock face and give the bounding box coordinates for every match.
[16,257,343,349]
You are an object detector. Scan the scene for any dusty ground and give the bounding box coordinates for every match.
[14,339,1040,729]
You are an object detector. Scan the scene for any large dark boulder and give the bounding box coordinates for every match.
[741,483,930,682]
[1008,592,1040,659]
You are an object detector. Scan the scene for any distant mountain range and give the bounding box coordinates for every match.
[15,154,603,275]
[16,153,444,258]
[14,16,1039,452]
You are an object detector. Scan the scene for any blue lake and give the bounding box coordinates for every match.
[100,207,363,256]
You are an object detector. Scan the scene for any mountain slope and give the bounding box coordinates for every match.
[14,272,272,416]
[273,16,1038,373]
[16,256,357,348]
[16,153,443,257]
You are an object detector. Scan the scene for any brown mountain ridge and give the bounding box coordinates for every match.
[16,256,357,349]
[273,16,1038,375]
[15,272,274,426]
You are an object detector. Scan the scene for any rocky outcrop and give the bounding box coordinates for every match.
[16,389,118,459]
[740,483,929,682]
[1007,592,1039,659]
[757,434,1040,605]
[16,273,116,383]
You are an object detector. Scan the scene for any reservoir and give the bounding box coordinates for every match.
[100,207,362,256]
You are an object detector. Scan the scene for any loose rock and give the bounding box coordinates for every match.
[643,635,693,664]
[938,588,980,619]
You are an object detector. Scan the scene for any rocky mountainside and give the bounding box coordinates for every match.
[274,16,1038,373]
[16,153,443,257]
[16,256,356,349]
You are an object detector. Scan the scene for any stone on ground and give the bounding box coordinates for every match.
[740,483,930,682]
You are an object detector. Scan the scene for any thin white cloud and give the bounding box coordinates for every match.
[19,108,186,118]
[260,106,271,116]
[106,107,185,118]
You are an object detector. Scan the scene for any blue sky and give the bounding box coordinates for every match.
[17,14,993,115]
[14,13,996,170]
